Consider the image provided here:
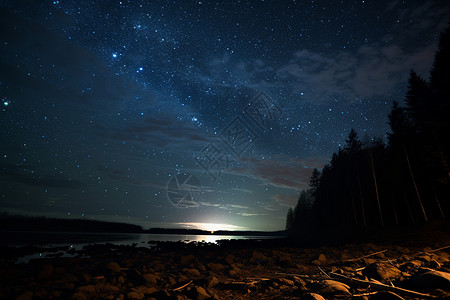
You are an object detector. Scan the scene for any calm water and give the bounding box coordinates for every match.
[2,231,281,263]
[2,231,279,247]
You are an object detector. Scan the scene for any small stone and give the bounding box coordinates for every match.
[252,251,267,261]
[180,254,196,265]
[77,285,96,294]
[15,291,33,300]
[370,291,405,300]
[106,262,122,273]
[207,263,225,272]
[225,254,234,264]
[279,278,294,286]
[153,263,165,272]
[127,291,144,299]
[186,268,201,277]
[190,286,210,300]
[313,254,327,265]
[143,273,159,286]
[38,264,54,280]
[301,292,326,300]
[71,292,87,300]
[206,276,220,288]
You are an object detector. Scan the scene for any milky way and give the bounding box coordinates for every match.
[1,1,449,230]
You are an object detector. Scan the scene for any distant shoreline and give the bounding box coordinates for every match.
[0,213,286,237]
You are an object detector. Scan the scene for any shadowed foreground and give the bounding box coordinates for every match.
[1,223,450,300]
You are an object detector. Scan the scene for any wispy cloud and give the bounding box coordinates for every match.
[272,194,299,208]
[237,212,268,217]
[228,156,325,191]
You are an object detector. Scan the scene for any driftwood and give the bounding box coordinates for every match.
[329,272,435,299]
[172,280,193,291]
[275,272,317,279]
[317,266,331,278]
[345,249,388,262]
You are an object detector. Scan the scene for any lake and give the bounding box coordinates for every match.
[1,231,282,263]
[1,231,280,247]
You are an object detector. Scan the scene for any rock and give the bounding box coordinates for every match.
[225,254,235,264]
[301,292,326,300]
[180,254,196,265]
[117,275,126,285]
[153,263,165,272]
[142,287,159,295]
[186,268,201,277]
[409,269,450,291]
[106,262,122,273]
[127,290,145,299]
[15,291,33,300]
[71,292,87,300]
[207,263,225,272]
[370,291,405,300]
[189,286,210,300]
[143,273,159,286]
[293,276,308,291]
[362,262,402,281]
[316,280,351,296]
[206,276,220,288]
[313,254,327,265]
[279,278,294,286]
[252,251,267,261]
[363,258,377,265]
[95,283,119,294]
[77,285,96,294]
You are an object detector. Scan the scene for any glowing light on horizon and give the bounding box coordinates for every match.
[177,222,248,232]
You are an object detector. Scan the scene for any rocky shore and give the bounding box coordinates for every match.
[1,230,450,300]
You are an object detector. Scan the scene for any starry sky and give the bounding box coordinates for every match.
[1,0,449,231]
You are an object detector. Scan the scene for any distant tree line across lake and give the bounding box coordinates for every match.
[0,213,285,236]
[286,24,450,238]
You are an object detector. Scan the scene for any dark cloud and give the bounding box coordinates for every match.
[93,114,214,149]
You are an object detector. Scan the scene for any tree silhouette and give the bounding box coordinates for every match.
[286,24,450,239]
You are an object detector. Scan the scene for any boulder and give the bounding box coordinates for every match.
[316,280,351,296]
[362,262,402,281]
[409,269,450,291]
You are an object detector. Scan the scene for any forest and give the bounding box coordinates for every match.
[286,24,450,239]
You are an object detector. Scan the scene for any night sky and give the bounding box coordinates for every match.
[1,1,449,231]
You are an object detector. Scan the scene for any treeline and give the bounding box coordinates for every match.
[0,213,143,233]
[286,25,450,237]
